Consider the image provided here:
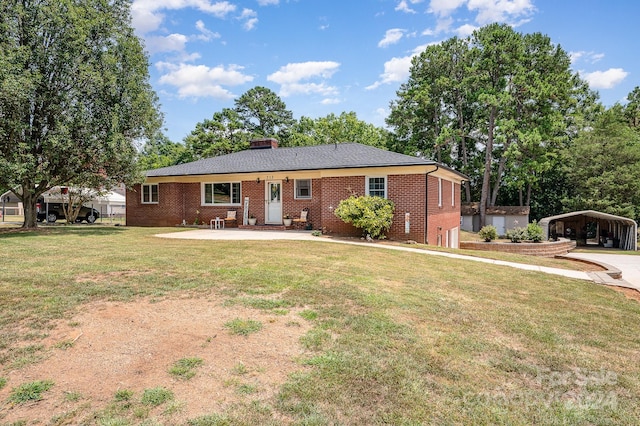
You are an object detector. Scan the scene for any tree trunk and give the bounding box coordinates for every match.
[490,155,508,206]
[526,183,532,207]
[457,103,472,202]
[479,106,496,227]
[21,186,39,228]
[519,188,523,206]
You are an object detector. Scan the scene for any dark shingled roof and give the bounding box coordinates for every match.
[146,143,450,177]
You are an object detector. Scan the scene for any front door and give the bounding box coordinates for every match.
[266,181,282,224]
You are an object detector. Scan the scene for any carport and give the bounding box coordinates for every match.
[539,210,637,251]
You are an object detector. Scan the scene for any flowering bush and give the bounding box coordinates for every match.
[334,195,394,239]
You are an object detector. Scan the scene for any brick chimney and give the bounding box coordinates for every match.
[249,138,278,149]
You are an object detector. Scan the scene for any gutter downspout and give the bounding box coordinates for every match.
[424,166,439,245]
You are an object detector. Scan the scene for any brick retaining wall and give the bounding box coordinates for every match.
[460,240,576,257]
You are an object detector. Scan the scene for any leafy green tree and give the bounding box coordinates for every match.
[387,24,583,226]
[183,108,249,160]
[0,0,161,228]
[138,133,189,171]
[624,86,640,130]
[286,112,388,148]
[562,106,640,222]
[234,86,294,139]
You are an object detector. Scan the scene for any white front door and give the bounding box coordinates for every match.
[266,181,282,224]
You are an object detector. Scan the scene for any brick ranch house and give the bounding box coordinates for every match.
[126,139,467,247]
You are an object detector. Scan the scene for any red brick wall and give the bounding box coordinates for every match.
[426,176,461,247]
[126,174,462,247]
[387,174,426,242]
[318,176,364,236]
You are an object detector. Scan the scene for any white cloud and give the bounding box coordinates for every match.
[144,33,189,55]
[257,0,279,5]
[321,98,341,105]
[467,0,536,26]
[239,8,258,30]
[366,56,413,90]
[157,63,253,98]
[131,0,236,34]
[455,23,477,37]
[423,0,535,36]
[570,51,605,65]
[378,29,406,48]
[582,68,628,89]
[396,0,417,14]
[367,43,434,90]
[268,61,341,97]
[428,0,467,17]
[194,20,221,41]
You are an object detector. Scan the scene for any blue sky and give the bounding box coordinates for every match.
[130,0,640,142]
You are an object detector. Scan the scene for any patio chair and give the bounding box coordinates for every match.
[224,210,238,228]
[293,209,308,229]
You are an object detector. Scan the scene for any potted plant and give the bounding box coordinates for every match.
[248,213,257,226]
[283,214,292,226]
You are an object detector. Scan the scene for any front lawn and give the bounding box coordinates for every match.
[0,226,639,425]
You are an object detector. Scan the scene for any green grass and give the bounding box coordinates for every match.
[224,318,263,336]
[8,380,54,404]
[140,387,174,406]
[168,357,204,380]
[1,226,640,424]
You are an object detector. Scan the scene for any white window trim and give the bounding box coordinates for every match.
[451,181,455,207]
[366,176,387,199]
[438,178,443,207]
[294,179,312,199]
[201,182,242,206]
[141,183,158,204]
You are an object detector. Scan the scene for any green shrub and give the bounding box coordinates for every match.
[0,377,6,390]
[334,195,395,239]
[506,227,526,243]
[526,220,544,242]
[478,225,498,242]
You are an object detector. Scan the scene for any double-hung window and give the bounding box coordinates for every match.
[295,179,312,199]
[366,176,387,198]
[142,184,158,204]
[203,182,241,205]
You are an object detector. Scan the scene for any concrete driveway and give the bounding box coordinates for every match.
[565,252,640,290]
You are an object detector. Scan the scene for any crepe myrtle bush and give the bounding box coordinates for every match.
[334,195,395,239]
[479,225,498,242]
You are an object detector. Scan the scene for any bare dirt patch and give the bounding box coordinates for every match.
[0,295,312,424]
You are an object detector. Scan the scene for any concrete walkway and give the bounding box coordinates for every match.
[156,228,599,283]
[565,252,640,290]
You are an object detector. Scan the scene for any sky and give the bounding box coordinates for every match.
[130,0,640,142]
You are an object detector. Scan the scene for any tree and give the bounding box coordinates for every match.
[624,86,640,130]
[562,106,640,222]
[138,133,189,171]
[287,112,388,148]
[387,23,582,226]
[0,0,161,228]
[234,86,294,139]
[183,108,249,160]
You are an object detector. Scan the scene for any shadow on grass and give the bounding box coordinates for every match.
[0,224,127,238]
